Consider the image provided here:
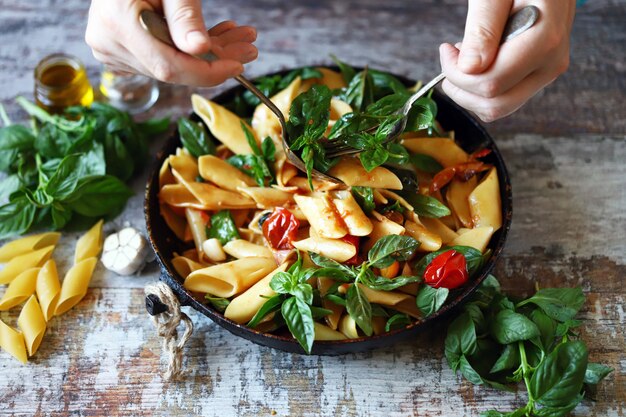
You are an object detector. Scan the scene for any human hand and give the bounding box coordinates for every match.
[85,0,258,87]
[439,0,575,122]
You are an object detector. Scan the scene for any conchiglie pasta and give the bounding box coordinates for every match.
[36,260,61,321]
[0,245,54,285]
[74,219,103,264]
[0,319,27,363]
[18,295,46,356]
[0,232,60,263]
[0,267,40,311]
[184,257,277,298]
[55,257,98,316]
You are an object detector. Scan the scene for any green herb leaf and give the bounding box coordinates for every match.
[346,284,373,336]
[342,68,375,111]
[489,344,521,374]
[529,308,557,351]
[367,235,420,268]
[0,195,36,239]
[270,272,294,294]
[400,192,451,218]
[351,186,375,214]
[291,283,314,305]
[66,175,133,217]
[409,153,444,173]
[362,275,422,291]
[178,118,215,157]
[310,305,333,319]
[583,363,613,385]
[248,294,284,328]
[385,313,411,332]
[490,310,540,344]
[416,285,449,317]
[206,296,230,313]
[281,296,315,354]
[445,312,478,371]
[517,288,585,323]
[330,55,356,84]
[206,210,240,245]
[325,294,346,306]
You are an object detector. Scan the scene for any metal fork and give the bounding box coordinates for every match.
[139,10,342,183]
[324,5,540,159]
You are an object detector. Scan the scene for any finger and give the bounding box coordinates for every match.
[212,25,257,45]
[162,0,211,55]
[459,0,512,74]
[208,20,238,37]
[441,68,557,122]
[212,41,258,64]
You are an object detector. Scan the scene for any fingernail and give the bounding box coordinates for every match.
[459,49,482,71]
[186,30,209,47]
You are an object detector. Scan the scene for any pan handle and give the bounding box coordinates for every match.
[145,266,192,316]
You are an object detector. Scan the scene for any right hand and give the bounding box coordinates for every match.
[86,0,258,87]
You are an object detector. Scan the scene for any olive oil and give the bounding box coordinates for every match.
[34,53,93,113]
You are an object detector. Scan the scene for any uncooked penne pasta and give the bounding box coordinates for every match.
[0,319,27,363]
[74,219,103,264]
[0,268,40,311]
[18,295,46,356]
[0,245,54,285]
[55,257,98,316]
[36,260,61,321]
[0,232,60,263]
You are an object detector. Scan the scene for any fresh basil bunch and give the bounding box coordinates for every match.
[0,98,169,239]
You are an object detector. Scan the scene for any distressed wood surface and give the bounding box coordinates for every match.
[1,0,625,416]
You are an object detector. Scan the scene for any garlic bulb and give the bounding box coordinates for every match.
[101,227,150,275]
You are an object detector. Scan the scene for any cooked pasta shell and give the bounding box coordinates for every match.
[293,194,347,239]
[292,237,356,263]
[468,167,502,231]
[404,220,443,252]
[223,262,289,324]
[55,257,98,316]
[192,94,257,155]
[18,295,46,356]
[0,319,27,363]
[198,155,256,190]
[314,322,347,341]
[0,267,40,311]
[449,226,494,253]
[184,257,277,298]
[223,239,273,259]
[328,157,402,190]
[171,256,207,278]
[339,314,360,339]
[0,245,54,285]
[447,178,477,228]
[331,191,373,236]
[402,138,470,168]
[75,219,103,264]
[238,186,295,209]
[363,212,406,252]
[419,217,460,244]
[36,260,61,321]
[0,232,60,263]
[252,77,302,142]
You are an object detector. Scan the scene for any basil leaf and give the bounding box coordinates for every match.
[278,67,323,90]
[346,284,372,336]
[325,294,346,306]
[261,136,276,162]
[360,146,389,172]
[290,283,313,305]
[205,296,230,313]
[532,396,584,417]
[363,275,422,291]
[227,154,265,186]
[489,344,521,374]
[310,267,354,283]
[136,117,170,136]
[248,294,284,328]
[529,308,557,351]
[405,96,437,131]
[43,154,85,199]
[409,153,444,174]
[342,69,375,112]
[490,310,540,344]
[66,175,133,217]
[310,305,333,319]
[270,272,293,295]
[400,192,451,218]
[369,69,407,98]
[445,312,478,371]
[330,54,356,84]
[207,210,240,245]
[368,235,420,268]
[416,285,449,317]
[517,288,585,323]
[51,202,72,229]
[385,313,411,332]
[366,93,408,117]
[178,117,215,157]
[281,296,315,354]
[0,175,21,202]
[309,253,355,276]
[583,363,613,385]
[351,186,375,214]
[0,195,36,239]
[530,340,588,408]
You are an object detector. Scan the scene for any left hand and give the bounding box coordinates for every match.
[439,0,576,122]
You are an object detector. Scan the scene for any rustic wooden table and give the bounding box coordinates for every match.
[1,0,624,416]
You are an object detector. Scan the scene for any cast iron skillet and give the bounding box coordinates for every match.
[144,67,513,355]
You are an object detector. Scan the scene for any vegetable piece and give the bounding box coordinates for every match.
[262,207,300,250]
[207,210,241,245]
[101,227,150,275]
[423,250,468,289]
[416,285,449,317]
[177,117,215,157]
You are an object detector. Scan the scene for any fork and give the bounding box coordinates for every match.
[139,10,342,183]
[323,5,539,159]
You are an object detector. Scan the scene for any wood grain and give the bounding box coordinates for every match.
[0,0,624,416]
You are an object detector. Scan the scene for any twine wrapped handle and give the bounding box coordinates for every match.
[144,282,193,381]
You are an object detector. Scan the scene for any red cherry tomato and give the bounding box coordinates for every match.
[262,207,300,250]
[423,250,469,289]
[341,235,361,266]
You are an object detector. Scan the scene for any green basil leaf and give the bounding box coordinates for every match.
[366,93,408,117]
[369,69,407,98]
[351,186,375,214]
[346,284,372,336]
[416,285,449,317]
[290,283,313,305]
[68,175,133,217]
[207,210,240,245]
[458,355,486,385]
[342,69,375,112]
[44,154,85,199]
[0,195,36,239]
[583,363,613,385]
[227,154,266,186]
[278,67,323,90]
[310,267,354,283]
[0,175,22,201]
[248,294,284,328]
[310,305,333,319]
[489,344,521,374]
[364,275,422,291]
[409,153,444,174]
[445,311,477,371]
[0,124,35,155]
[530,340,588,408]
[309,253,355,276]
[330,55,356,84]
[400,192,451,218]
[404,96,437,131]
[104,133,134,181]
[360,146,389,172]
[205,296,230,313]
[178,117,215,157]
[533,395,584,417]
[529,308,557,352]
[368,235,420,268]
[281,296,315,354]
[241,122,262,156]
[261,136,276,162]
[50,202,72,229]
[385,313,411,332]
[136,117,170,136]
[325,294,346,307]
[270,272,293,295]
[490,310,540,344]
[517,287,585,323]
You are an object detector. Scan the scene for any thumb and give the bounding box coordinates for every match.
[458,0,512,74]
[163,0,210,55]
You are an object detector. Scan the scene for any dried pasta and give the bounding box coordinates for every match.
[36,260,61,321]
[0,232,60,263]
[0,319,27,363]
[0,267,40,310]
[74,219,104,264]
[0,245,54,285]
[55,257,98,316]
[18,295,46,356]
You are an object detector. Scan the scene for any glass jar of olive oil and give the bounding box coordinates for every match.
[34,53,94,113]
